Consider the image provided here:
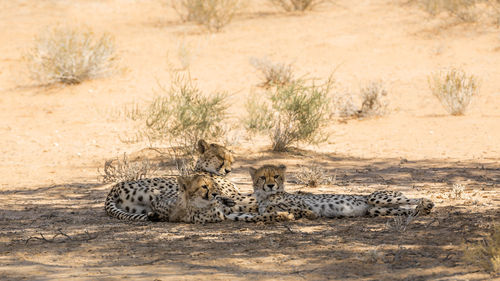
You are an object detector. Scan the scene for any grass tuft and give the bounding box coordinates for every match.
[170,0,242,32]
[250,57,294,89]
[99,153,157,183]
[296,164,336,187]
[269,0,328,12]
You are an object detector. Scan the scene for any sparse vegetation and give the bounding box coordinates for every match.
[410,0,500,24]
[244,76,333,152]
[414,0,478,22]
[141,73,229,151]
[99,153,157,183]
[428,68,479,115]
[170,0,242,32]
[450,183,466,199]
[334,81,389,119]
[269,0,328,11]
[295,164,336,187]
[386,214,416,233]
[356,81,389,118]
[25,27,116,85]
[463,225,500,274]
[250,57,294,88]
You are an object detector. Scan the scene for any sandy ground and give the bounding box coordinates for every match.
[0,0,499,280]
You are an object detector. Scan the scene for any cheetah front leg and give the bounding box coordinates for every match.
[271,203,317,220]
[226,212,294,222]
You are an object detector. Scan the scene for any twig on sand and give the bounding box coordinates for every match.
[25,228,98,244]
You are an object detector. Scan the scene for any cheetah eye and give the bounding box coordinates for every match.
[201,185,208,189]
[260,176,266,180]
[274,175,280,179]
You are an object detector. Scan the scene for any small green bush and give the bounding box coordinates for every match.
[142,73,229,151]
[269,0,328,12]
[25,27,116,85]
[244,77,333,152]
[170,0,242,32]
[428,68,479,115]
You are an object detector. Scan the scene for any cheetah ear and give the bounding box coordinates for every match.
[197,139,209,154]
[249,167,257,180]
[277,164,287,175]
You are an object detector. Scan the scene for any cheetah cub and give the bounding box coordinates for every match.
[105,139,257,221]
[250,164,434,219]
[149,174,293,223]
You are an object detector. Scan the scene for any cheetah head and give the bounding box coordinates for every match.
[249,164,287,201]
[195,139,234,176]
[177,174,219,209]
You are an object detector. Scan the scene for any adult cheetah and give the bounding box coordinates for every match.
[250,164,434,219]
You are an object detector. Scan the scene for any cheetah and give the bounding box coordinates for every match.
[250,164,434,219]
[149,174,293,223]
[104,139,257,221]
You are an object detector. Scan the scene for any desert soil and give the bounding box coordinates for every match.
[0,0,499,280]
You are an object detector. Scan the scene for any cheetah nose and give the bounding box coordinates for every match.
[212,193,218,197]
[266,184,275,189]
[224,168,231,174]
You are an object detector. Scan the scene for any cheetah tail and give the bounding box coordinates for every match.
[104,184,149,221]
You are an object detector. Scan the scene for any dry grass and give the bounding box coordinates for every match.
[170,0,242,32]
[410,0,500,24]
[269,0,329,11]
[98,153,157,183]
[250,57,294,88]
[450,183,466,199]
[463,224,500,274]
[295,164,336,187]
[334,81,388,119]
[25,27,116,85]
[386,214,417,233]
[356,81,389,118]
[428,68,479,115]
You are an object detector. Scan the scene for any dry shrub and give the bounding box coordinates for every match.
[463,225,500,274]
[141,73,229,152]
[428,68,479,115]
[244,76,333,152]
[269,0,328,11]
[356,81,389,118]
[386,214,417,233]
[450,183,466,199]
[25,27,116,85]
[296,164,336,187]
[170,0,242,32]
[410,0,500,24]
[99,153,157,183]
[334,81,388,119]
[250,57,294,88]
